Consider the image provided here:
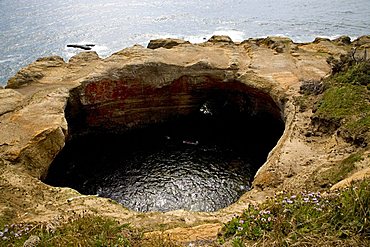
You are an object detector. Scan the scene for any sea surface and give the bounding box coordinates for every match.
[0,0,369,86]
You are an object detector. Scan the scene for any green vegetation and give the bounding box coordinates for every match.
[334,61,370,86]
[313,61,370,145]
[218,180,370,247]
[0,214,179,247]
[315,85,368,119]
[314,151,364,187]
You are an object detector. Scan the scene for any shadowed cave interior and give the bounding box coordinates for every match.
[45,80,285,212]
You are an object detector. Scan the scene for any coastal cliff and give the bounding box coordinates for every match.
[0,35,369,244]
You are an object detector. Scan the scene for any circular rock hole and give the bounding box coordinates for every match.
[44,79,284,212]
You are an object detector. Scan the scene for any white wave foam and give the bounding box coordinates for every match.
[0,59,13,64]
[186,35,210,43]
[0,55,18,64]
[91,44,108,52]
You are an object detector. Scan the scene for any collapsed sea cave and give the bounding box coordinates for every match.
[44,76,285,212]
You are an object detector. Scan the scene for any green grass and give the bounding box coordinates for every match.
[0,214,179,247]
[334,62,370,86]
[218,180,370,247]
[0,215,136,247]
[315,85,369,119]
[313,61,370,145]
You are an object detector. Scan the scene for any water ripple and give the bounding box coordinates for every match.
[86,144,251,212]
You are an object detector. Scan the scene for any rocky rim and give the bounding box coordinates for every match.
[0,35,370,244]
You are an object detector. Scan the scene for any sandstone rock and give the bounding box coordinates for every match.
[331,167,370,191]
[147,38,190,49]
[260,36,293,46]
[256,36,292,53]
[6,56,65,89]
[352,35,370,47]
[0,37,355,185]
[0,87,69,179]
[253,170,283,189]
[0,89,23,115]
[68,51,100,64]
[333,35,351,45]
[207,35,234,44]
[313,37,331,43]
[6,68,44,89]
[35,56,65,66]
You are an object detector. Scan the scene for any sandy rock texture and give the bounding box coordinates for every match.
[1,35,369,244]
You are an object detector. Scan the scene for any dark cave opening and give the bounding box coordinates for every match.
[44,81,285,212]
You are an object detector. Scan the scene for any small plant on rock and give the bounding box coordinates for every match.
[218,180,370,246]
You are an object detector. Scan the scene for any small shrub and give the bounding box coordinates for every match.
[335,61,370,86]
[232,237,245,247]
[299,80,325,95]
[221,206,274,241]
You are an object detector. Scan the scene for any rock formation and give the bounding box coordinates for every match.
[0,35,369,243]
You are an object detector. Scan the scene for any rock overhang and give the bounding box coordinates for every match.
[68,62,285,134]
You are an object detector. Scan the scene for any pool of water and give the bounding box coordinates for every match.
[45,97,284,212]
[46,128,254,212]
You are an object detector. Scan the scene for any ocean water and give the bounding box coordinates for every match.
[0,0,369,86]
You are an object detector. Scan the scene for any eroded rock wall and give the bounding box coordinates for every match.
[68,62,282,135]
